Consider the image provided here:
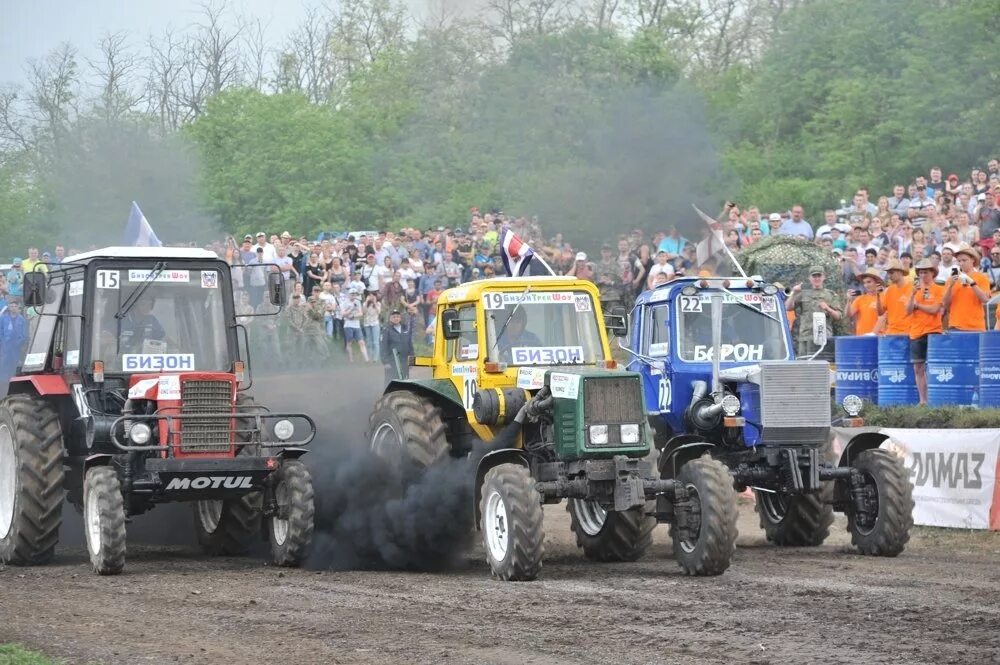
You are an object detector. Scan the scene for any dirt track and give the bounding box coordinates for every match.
[2,368,999,665]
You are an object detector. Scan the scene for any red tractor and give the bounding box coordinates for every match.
[0,247,316,575]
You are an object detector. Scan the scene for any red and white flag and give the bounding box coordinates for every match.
[500,227,535,276]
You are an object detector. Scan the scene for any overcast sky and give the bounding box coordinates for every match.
[0,0,313,85]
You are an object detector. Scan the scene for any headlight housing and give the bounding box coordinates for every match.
[589,425,608,445]
[273,419,295,441]
[842,394,863,417]
[620,424,640,444]
[128,422,152,445]
[721,394,741,417]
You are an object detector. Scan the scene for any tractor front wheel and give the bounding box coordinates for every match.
[268,460,315,567]
[0,394,65,566]
[669,455,738,576]
[368,390,450,486]
[846,449,914,557]
[193,495,261,556]
[479,464,544,581]
[755,491,834,547]
[567,499,655,562]
[83,466,127,575]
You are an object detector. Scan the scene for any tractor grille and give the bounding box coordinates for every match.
[759,361,830,446]
[583,375,645,446]
[180,380,233,453]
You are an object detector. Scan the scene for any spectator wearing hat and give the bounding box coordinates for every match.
[380,309,414,383]
[876,260,913,336]
[255,232,277,263]
[845,268,885,335]
[907,185,935,223]
[942,244,989,331]
[565,252,593,281]
[907,259,945,404]
[6,260,23,298]
[786,265,841,359]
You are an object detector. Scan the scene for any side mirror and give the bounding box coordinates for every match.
[441,308,461,340]
[23,271,47,308]
[605,305,628,339]
[267,271,286,306]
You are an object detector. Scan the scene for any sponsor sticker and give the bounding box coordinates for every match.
[451,363,477,377]
[200,271,218,289]
[574,295,592,312]
[158,374,182,400]
[128,269,190,283]
[484,292,580,310]
[761,296,777,313]
[691,344,764,362]
[512,346,584,365]
[123,354,195,372]
[68,281,84,297]
[459,343,479,360]
[165,476,255,491]
[23,352,46,368]
[65,349,79,366]
[516,367,547,390]
[549,373,581,400]
[128,378,160,398]
[648,342,669,357]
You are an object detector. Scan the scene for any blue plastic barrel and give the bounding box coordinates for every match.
[877,335,918,406]
[927,332,980,407]
[978,332,1000,408]
[835,336,879,405]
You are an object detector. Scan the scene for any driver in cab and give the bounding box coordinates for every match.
[495,306,542,360]
[103,297,166,355]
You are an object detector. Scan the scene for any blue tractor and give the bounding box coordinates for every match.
[623,275,914,555]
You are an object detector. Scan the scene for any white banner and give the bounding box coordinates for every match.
[880,428,999,530]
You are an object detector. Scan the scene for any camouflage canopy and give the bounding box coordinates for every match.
[735,235,844,293]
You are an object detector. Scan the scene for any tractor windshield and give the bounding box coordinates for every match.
[91,266,231,373]
[484,290,606,365]
[674,291,789,363]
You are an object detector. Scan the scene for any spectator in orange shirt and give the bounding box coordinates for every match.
[876,260,913,335]
[942,244,989,331]
[845,268,885,335]
[907,259,945,405]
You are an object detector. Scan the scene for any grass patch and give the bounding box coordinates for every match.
[0,644,58,665]
[835,402,1000,429]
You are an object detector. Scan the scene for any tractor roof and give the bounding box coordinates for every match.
[438,275,600,304]
[635,275,771,306]
[63,246,221,264]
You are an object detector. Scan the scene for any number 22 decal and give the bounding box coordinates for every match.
[657,377,671,412]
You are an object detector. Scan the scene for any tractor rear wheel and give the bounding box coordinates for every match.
[669,455,738,576]
[0,394,65,566]
[480,463,544,581]
[567,499,655,562]
[847,449,913,557]
[83,466,126,575]
[368,391,450,484]
[755,491,834,547]
[193,393,264,555]
[268,460,315,567]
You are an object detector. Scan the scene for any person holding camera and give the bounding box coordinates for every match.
[907,259,945,405]
[845,269,885,335]
[786,266,841,359]
[942,244,989,331]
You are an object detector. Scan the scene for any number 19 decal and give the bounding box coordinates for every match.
[463,377,478,410]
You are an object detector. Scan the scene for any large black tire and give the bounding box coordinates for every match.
[193,393,263,555]
[268,460,315,567]
[368,391,450,482]
[669,455,738,576]
[83,466,126,575]
[755,491,834,547]
[567,499,655,562]
[0,394,65,566]
[479,463,544,581]
[847,449,914,557]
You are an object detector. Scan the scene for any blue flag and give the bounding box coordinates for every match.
[123,201,162,247]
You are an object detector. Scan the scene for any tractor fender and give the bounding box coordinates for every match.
[473,448,529,528]
[84,453,115,470]
[384,379,466,417]
[657,434,716,480]
[838,429,890,468]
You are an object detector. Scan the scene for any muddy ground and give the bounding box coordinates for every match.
[1,367,998,665]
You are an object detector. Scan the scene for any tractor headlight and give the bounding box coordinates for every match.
[273,419,295,441]
[721,394,741,417]
[589,425,609,445]
[842,394,863,417]
[620,424,640,444]
[128,422,152,445]
[680,285,699,296]
[761,284,778,296]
